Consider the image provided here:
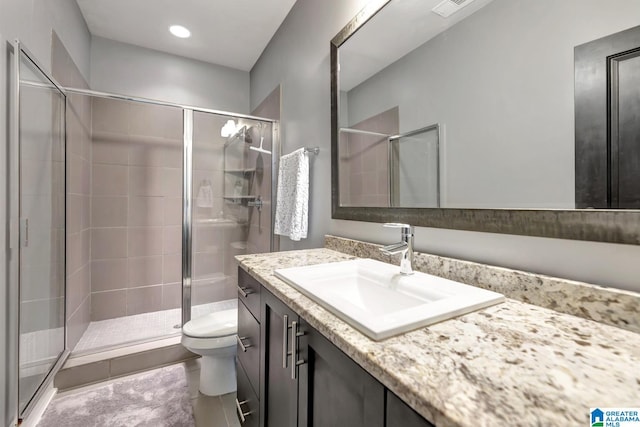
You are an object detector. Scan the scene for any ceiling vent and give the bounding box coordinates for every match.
[432,0,476,18]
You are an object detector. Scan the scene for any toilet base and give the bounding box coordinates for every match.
[199,354,236,396]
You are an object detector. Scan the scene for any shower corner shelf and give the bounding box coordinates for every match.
[223,195,259,206]
[224,168,256,175]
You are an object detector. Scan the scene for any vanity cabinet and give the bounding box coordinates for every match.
[236,269,262,426]
[261,289,299,427]
[237,268,433,427]
[386,391,434,427]
[297,319,385,427]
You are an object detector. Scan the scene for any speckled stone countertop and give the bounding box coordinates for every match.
[236,249,640,427]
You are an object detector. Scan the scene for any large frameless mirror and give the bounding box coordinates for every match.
[330,0,640,243]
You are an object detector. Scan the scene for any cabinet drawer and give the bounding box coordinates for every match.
[236,361,259,427]
[238,267,261,319]
[237,298,260,397]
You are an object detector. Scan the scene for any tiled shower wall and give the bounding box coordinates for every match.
[339,107,398,207]
[89,98,184,321]
[191,112,247,305]
[247,86,278,254]
[51,34,92,349]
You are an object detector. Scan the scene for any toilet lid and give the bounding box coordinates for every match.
[183,308,237,338]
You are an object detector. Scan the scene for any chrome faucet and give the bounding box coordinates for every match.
[379,223,414,275]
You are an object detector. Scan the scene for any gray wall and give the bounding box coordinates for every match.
[91,37,251,113]
[0,1,91,424]
[250,0,371,250]
[250,0,640,292]
[345,0,640,209]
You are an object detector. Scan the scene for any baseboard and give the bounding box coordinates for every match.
[55,339,198,391]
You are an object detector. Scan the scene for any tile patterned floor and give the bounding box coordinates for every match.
[73,300,237,354]
[185,359,241,427]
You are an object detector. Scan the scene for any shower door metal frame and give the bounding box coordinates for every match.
[11,40,70,423]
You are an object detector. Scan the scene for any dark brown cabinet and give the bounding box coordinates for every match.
[386,391,434,427]
[260,289,298,427]
[237,268,433,427]
[237,298,260,396]
[236,359,259,427]
[297,319,385,427]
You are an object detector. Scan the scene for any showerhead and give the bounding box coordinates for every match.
[250,137,271,155]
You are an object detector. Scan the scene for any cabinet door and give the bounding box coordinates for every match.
[260,289,298,427]
[386,391,434,427]
[297,320,384,427]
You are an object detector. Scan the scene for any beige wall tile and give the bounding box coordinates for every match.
[91,228,127,259]
[162,283,181,310]
[91,290,127,321]
[129,136,168,166]
[163,226,182,255]
[128,103,168,139]
[92,132,129,165]
[163,254,182,283]
[92,163,129,196]
[128,227,163,257]
[128,196,164,226]
[66,231,82,274]
[67,296,90,351]
[128,256,163,287]
[67,194,83,234]
[193,252,224,278]
[67,264,91,315]
[92,196,128,227]
[126,285,162,315]
[68,153,84,195]
[163,197,182,225]
[92,259,128,292]
[162,167,182,197]
[129,166,164,196]
[91,97,130,134]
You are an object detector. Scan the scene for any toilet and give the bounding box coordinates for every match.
[181,308,238,396]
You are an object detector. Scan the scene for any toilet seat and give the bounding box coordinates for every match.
[183,308,237,338]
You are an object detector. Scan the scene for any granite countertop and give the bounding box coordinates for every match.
[236,248,640,427]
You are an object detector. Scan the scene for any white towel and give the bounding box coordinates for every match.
[196,181,214,208]
[274,148,309,241]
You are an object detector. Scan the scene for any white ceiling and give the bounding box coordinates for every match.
[75,0,297,71]
[340,0,496,91]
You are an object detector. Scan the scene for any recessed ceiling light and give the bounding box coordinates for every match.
[169,25,191,38]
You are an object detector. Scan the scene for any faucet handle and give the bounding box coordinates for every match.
[383,223,413,234]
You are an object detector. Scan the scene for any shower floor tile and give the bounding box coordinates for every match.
[73,299,237,354]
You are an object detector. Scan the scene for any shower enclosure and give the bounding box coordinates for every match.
[11,42,68,419]
[69,94,277,354]
[10,40,278,420]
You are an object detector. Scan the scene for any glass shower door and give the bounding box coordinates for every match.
[17,47,67,414]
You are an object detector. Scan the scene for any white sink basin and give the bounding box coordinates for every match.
[275,258,505,340]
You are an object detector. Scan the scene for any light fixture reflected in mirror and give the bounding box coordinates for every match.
[220,119,237,137]
[169,25,191,38]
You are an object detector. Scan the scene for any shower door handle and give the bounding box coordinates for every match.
[21,218,29,248]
